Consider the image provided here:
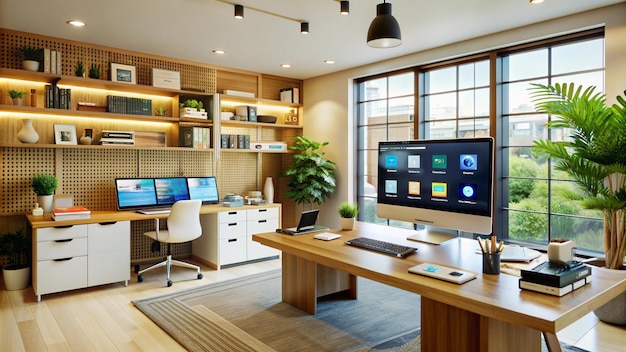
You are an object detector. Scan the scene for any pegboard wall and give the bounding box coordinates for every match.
[0,28,216,94]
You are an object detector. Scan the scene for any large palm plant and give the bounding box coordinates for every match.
[530,82,626,269]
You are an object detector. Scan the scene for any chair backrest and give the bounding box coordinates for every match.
[166,199,202,242]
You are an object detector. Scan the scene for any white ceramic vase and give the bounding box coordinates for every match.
[264,177,274,204]
[17,119,39,143]
[37,195,54,213]
[2,266,30,291]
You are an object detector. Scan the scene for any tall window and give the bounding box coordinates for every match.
[500,34,605,252]
[355,29,605,254]
[356,71,415,226]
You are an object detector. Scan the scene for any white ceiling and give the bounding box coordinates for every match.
[0,0,623,80]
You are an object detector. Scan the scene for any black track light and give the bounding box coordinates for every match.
[300,22,309,34]
[234,4,244,19]
[340,1,350,15]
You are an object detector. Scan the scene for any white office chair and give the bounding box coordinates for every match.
[137,199,203,287]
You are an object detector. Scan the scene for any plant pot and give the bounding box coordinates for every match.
[2,265,30,291]
[340,217,355,231]
[586,259,626,325]
[37,194,54,213]
[22,60,40,72]
[12,97,23,106]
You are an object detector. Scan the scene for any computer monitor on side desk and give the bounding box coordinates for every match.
[377,137,494,244]
[154,177,189,206]
[115,178,158,210]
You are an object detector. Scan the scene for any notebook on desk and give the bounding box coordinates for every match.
[277,209,329,235]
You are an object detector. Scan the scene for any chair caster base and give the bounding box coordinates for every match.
[167,279,173,287]
[198,273,203,280]
[138,275,144,282]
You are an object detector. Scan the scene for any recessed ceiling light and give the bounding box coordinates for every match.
[280,64,291,68]
[529,0,544,3]
[213,50,225,54]
[67,20,86,27]
[324,60,335,64]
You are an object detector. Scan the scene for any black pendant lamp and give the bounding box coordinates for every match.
[367,1,401,48]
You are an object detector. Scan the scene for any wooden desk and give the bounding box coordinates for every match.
[253,221,626,352]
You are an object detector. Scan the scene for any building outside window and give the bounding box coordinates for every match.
[356,29,605,255]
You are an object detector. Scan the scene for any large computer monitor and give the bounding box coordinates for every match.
[115,178,158,210]
[186,176,219,204]
[377,137,494,244]
[154,177,190,206]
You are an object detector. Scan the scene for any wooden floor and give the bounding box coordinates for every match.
[1,258,624,352]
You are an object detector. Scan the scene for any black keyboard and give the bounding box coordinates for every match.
[345,237,417,258]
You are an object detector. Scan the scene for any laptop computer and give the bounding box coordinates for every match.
[500,246,542,262]
[277,209,329,235]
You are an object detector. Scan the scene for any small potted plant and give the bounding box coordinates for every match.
[9,89,26,105]
[88,63,101,79]
[180,99,204,111]
[0,229,30,290]
[31,173,59,213]
[75,61,86,77]
[19,44,43,71]
[338,202,359,230]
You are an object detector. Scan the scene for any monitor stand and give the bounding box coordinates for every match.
[406,226,458,245]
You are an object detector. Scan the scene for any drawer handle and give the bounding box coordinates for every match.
[99,221,117,225]
[54,225,73,229]
[228,238,237,243]
[228,211,237,215]
[228,223,237,226]
[258,220,267,223]
[55,239,73,243]
[54,257,73,262]
[259,209,267,212]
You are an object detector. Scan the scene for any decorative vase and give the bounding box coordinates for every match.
[17,119,39,143]
[22,60,40,72]
[79,135,92,145]
[37,195,54,213]
[264,177,274,204]
[2,266,30,291]
[340,217,355,231]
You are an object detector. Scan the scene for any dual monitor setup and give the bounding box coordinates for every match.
[115,176,219,212]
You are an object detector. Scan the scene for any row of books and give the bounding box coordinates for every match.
[519,260,591,296]
[51,206,91,221]
[279,87,300,104]
[179,126,211,149]
[45,84,71,109]
[43,48,62,74]
[107,95,152,116]
[221,134,251,149]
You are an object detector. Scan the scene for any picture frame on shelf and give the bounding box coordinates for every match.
[54,124,77,145]
[110,63,136,84]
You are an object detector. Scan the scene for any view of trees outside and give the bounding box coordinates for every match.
[356,32,605,254]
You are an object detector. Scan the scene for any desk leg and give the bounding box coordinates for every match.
[281,253,357,315]
[542,332,562,352]
[421,297,542,352]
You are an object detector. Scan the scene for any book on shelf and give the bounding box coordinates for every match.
[50,50,57,74]
[520,261,591,288]
[99,138,135,146]
[279,87,299,104]
[519,276,591,297]
[52,206,91,221]
[101,131,134,139]
[43,48,51,74]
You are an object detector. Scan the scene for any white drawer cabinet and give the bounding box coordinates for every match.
[246,208,280,260]
[32,221,130,301]
[193,205,281,269]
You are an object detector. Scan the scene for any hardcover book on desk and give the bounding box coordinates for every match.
[520,261,591,287]
[51,206,91,221]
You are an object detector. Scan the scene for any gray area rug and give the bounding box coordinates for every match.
[133,269,589,352]
[133,269,421,351]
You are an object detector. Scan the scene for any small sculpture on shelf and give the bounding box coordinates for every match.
[88,63,100,79]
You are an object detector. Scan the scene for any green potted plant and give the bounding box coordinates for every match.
[180,99,204,111]
[75,61,85,77]
[8,89,26,105]
[338,202,359,230]
[31,173,59,213]
[19,44,43,72]
[0,229,30,290]
[530,82,626,325]
[88,63,100,79]
[284,136,336,206]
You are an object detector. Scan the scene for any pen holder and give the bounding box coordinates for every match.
[482,252,501,275]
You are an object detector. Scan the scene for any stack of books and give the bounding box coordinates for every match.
[99,130,135,146]
[519,261,592,296]
[52,206,91,221]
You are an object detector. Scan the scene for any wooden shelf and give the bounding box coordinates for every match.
[220,94,301,108]
[221,119,302,129]
[0,104,179,122]
[0,142,214,151]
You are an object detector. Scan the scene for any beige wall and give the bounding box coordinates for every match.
[303,3,626,228]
